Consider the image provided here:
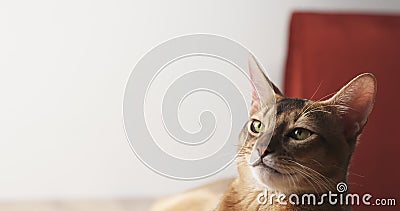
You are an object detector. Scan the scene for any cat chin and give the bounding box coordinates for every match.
[250,165,288,192]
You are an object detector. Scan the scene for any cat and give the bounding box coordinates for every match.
[150,56,377,211]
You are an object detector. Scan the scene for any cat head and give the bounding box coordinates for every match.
[237,56,377,194]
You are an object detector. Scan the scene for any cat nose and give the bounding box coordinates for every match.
[255,132,273,158]
[248,145,273,166]
[257,145,272,158]
[248,132,273,166]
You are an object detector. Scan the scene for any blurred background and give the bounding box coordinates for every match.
[1,0,399,210]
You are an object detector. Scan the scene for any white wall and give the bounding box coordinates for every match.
[0,0,399,199]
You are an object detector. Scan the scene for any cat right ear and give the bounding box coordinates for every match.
[323,73,377,138]
[248,55,283,115]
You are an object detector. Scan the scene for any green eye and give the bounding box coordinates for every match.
[250,120,265,134]
[290,128,312,140]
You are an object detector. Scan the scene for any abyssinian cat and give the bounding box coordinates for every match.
[150,56,377,211]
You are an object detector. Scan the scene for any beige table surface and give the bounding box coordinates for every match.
[0,199,155,211]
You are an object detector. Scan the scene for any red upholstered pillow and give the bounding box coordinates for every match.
[284,12,400,210]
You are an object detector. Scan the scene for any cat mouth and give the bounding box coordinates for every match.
[252,161,295,176]
[253,162,285,175]
[256,163,283,174]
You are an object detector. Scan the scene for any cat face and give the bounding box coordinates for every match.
[237,57,377,194]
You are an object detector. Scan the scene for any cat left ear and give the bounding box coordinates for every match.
[323,73,377,138]
[248,55,283,115]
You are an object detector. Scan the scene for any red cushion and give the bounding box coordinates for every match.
[284,12,400,210]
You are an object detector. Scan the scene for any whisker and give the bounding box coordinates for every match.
[302,109,332,117]
[283,159,336,192]
[309,81,323,101]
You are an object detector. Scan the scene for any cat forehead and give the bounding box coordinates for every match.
[251,97,310,120]
[276,98,308,115]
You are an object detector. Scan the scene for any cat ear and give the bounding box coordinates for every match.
[248,55,283,115]
[323,73,377,137]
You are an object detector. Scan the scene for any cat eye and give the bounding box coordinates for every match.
[249,119,265,134]
[289,128,312,140]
